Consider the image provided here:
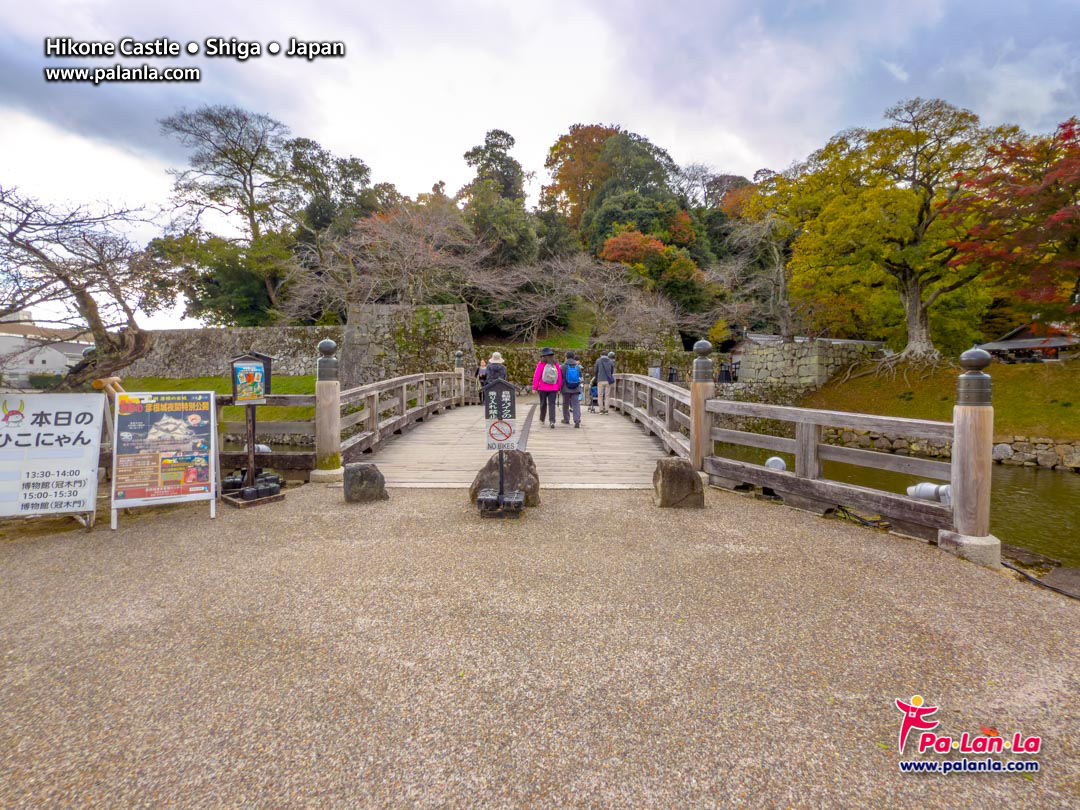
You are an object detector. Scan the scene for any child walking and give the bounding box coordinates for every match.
[531,347,562,428]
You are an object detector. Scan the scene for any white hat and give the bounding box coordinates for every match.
[488,351,504,363]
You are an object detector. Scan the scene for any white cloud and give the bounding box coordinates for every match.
[881,60,910,82]
[2,0,1078,331]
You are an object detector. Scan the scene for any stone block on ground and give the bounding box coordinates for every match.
[937,530,1001,569]
[653,457,704,508]
[469,449,540,506]
[343,462,389,503]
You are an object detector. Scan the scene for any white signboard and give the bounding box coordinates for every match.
[486,418,517,450]
[0,393,105,518]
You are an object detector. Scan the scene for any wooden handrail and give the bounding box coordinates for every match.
[703,398,953,440]
[611,369,963,539]
[613,373,691,404]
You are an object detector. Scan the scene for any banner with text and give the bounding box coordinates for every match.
[112,391,216,508]
[0,393,105,518]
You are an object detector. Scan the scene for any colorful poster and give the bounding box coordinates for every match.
[233,360,266,405]
[112,392,216,507]
[0,393,105,518]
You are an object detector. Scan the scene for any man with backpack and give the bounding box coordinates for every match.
[559,351,584,428]
[531,347,562,429]
[594,350,615,414]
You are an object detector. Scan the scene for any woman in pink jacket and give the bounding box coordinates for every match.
[531,347,562,429]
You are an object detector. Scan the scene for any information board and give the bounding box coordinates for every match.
[112,392,217,510]
[232,358,266,405]
[0,393,105,518]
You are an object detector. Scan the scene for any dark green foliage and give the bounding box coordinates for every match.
[581,191,675,253]
[29,373,65,389]
[534,205,579,259]
[464,180,538,266]
[464,129,527,201]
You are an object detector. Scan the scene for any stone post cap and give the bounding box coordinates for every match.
[956,345,992,405]
[958,345,991,372]
[317,339,339,381]
[454,349,464,368]
[692,339,714,381]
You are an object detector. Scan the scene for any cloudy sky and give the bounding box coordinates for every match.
[2,0,1078,325]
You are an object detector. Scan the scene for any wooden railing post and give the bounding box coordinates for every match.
[938,347,1000,566]
[664,392,676,432]
[795,423,822,479]
[690,339,714,471]
[455,350,465,407]
[366,392,379,444]
[311,339,344,483]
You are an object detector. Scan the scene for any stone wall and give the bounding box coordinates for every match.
[123,304,475,387]
[738,341,882,387]
[125,325,343,378]
[820,428,1080,471]
[340,304,475,389]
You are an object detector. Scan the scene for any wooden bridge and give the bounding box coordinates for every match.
[106,339,997,565]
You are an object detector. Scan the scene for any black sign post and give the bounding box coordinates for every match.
[478,380,523,517]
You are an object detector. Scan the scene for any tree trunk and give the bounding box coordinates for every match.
[897,275,938,359]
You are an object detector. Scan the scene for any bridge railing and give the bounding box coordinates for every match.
[609,375,692,459]
[612,341,998,558]
[310,341,467,479]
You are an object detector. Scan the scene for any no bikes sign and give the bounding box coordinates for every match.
[487,419,515,450]
[483,380,517,450]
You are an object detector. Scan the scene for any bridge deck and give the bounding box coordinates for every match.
[371,397,667,488]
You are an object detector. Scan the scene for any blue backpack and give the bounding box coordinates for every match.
[565,364,581,389]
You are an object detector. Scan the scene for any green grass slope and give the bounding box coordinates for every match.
[800,360,1080,440]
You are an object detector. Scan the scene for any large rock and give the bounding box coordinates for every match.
[1061,452,1080,470]
[652,457,704,508]
[992,443,1014,462]
[469,450,540,506]
[343,462,389,503]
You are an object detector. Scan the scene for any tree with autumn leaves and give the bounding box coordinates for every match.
[739,98,1027,361]
[949,118,1080,324]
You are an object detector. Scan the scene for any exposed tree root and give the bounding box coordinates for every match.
[840,347,955,384]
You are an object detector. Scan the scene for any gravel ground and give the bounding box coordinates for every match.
[1,484,1077,808]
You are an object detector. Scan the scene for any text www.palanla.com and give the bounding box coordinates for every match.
[899,757,1040,774]
[44,64,200,84]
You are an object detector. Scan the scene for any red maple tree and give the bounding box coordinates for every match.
[598,230,665,264]
[949,118,1080,320]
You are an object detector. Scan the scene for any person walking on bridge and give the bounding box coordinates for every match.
[532,347,562,429]
[485,352,507,385]
[594,350,615,414]
[560,351,584,428]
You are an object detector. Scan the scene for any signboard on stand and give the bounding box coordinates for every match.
[231,355,267,406]
[0,393,105,525]
[483,379,518,451]
[477,379,523,517]
[111,391,217,528]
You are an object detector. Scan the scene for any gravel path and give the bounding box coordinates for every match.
[1,484,1077,807]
